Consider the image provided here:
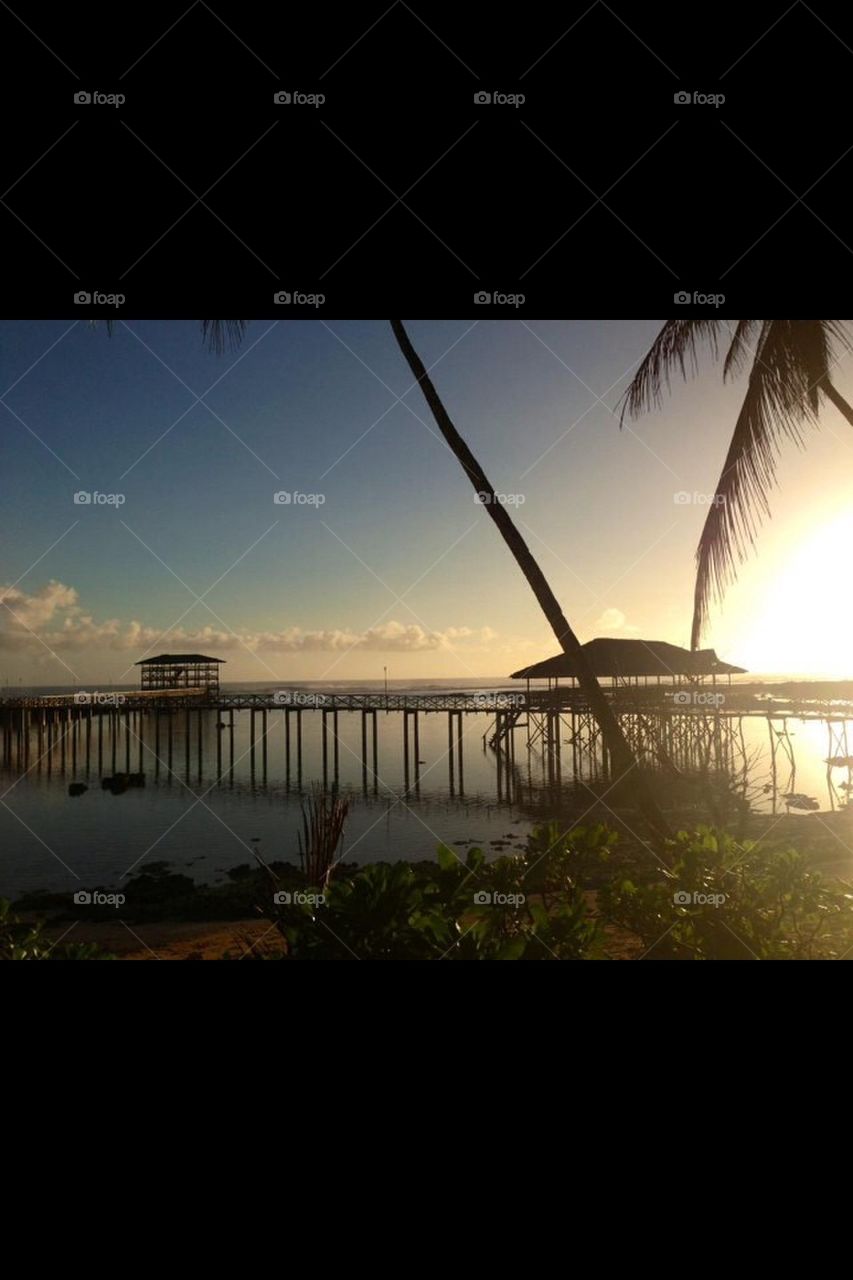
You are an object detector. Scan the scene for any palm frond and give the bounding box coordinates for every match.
[721,319,762,380]
[619,319,723,424]
[201,320,248,354]
[690,321,833,648]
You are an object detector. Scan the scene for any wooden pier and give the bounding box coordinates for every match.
[2,686,853,810]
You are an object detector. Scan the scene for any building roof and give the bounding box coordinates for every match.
[510,638,746,680]
[135,654,225,665]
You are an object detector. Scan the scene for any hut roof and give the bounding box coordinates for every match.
[510,638,746,680]
[135,654,225,665]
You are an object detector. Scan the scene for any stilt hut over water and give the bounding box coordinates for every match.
[511,638,746,693]
[136,653,225,694]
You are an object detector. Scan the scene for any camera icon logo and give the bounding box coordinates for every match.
[273,491,291,504]
[274,91,292,104]
[673,91,691,105]
[274,291,292,305]
[73,890,93,904]
[673,290,691,305]
[473,890,492,905]
[74,91,92,104]
[474,91,492,104]
[672,690,691,705]
[673,890,692,905]
[273,891,292,905]
[73,490,92,504]
[74,291,92,305]
[474,291,491,305]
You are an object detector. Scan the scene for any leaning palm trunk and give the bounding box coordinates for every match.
[390,320,672,845]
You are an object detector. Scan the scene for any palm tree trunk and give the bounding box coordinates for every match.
[390,319,672,845]
[820,377,853,427]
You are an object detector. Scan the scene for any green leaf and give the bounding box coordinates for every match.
[437,844,457,872]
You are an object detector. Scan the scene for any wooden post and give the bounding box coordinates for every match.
[403,710,410,788]
[361,710,368,792]
[372,710,378,793]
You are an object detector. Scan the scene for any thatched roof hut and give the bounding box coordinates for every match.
[511,638,746,684]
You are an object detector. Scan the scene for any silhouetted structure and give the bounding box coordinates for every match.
[511,638,746,688]
[136,653,224,693]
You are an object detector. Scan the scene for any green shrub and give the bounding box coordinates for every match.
[597,826,853,959]
[0,899,115,960]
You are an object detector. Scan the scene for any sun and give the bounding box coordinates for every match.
[733,508,853,678]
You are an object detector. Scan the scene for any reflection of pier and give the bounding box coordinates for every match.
[3,691,853,811]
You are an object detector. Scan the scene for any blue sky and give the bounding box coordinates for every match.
[3,318,853,684]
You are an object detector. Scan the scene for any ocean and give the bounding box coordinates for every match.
[2,676,853,900]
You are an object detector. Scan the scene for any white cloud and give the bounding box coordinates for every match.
[594,607,640,636]
[0,581,498,656]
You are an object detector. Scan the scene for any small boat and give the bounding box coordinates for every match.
[68,782,87,797]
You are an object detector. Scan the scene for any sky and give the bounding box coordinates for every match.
[2,317,853,687]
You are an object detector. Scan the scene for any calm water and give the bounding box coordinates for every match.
[2,678,852,898]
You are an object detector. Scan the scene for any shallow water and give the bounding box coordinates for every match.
[2,680,852,899]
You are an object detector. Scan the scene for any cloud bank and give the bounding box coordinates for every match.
[0,581,497,658]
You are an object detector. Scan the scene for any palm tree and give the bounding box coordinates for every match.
[92,320,671,839]
[190,320,672,843]
[621,320,853,650]
[389,321,672,842]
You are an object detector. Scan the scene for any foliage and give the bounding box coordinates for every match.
[262,824,614,960]
[9,823,853,960]
[0,898,115,960]
[597,825,853,959]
